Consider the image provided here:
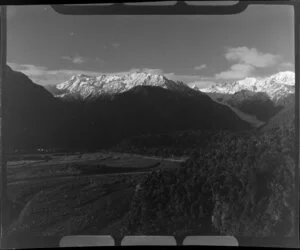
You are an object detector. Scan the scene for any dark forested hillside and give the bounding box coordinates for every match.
[205,90,294,122]
[114,130,232,157]
[6,67,251,152]
[120,125,295,237]
[260,95,295,133]
[6,66,65,151]
[227,90,282,121]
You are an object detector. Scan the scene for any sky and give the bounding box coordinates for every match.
[7,4,294,89]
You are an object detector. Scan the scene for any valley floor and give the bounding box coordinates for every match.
[5,151,186,245]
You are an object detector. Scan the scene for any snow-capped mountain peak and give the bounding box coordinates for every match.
[200,71,295,104]
[55,71,189,100]
[268,71,294,86]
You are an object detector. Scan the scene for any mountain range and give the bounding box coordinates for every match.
[195,71,295,121]
[6,66,252,152]
[52,70,295,124]
[198,71,294,104]
[57,71,295,103]
[55,72,195,101]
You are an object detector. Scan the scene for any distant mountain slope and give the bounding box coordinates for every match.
[44,84,65,96]
[226,90,283,121]
[195,71,295,122]
[52,71,267,127]
[5,66,65,150]
[6,67,251,152]
[76,85,251,148]
[200,71,294,104]
[54,71,196,101]
[259,95,295,132]
[208,95,265,127]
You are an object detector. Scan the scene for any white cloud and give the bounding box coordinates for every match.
[194,64,207,71]
[8,63,48,77]
[166,74,203,83]
[8,62,101,86]
[140,68,164,75]
[61,56,71,60]
[61,55,86,64]
[225,46,280,68]
[126,67,209,84]
[109,68,165,76]
[95,57,105,64]
[214,46,282,80]
[215,63,254,80]
[187,80,216,89]
[8,63,211,88]
[73,56,85,64]
[112,43,120,49]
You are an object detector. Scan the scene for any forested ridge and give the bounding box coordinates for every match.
[119,124,296,237]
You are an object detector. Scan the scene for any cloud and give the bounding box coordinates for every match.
[108,67,165,76]
[61,55,86,64]
[279,62,294,70]
[73,56,85,64]
[8,63,48,77]
[112,43,120,49]
[8,62,101,86]
[126,67,209,84]
[95,57,105,65]
[8,63,215,89]
[194,64,207,71]
[7,64,168,86]
[215,63,254,80]
[166,74,203,83]
[225,46,280,68]
[214,46,282,80]
[188,81,216,89]
[140,68,164,75]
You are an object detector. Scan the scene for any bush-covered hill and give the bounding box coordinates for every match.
[120,125,295,237]
[113,130,231,157]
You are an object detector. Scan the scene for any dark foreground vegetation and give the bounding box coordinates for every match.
[5,122,295,245]
[118,124,295,237]
[5,123,296,244]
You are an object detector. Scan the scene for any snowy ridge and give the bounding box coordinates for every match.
[56,71,190,100]
[200,71,295,105]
